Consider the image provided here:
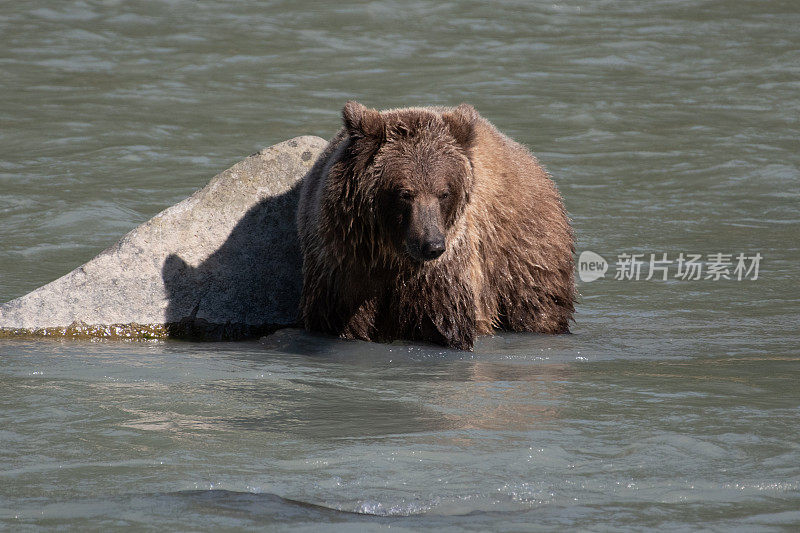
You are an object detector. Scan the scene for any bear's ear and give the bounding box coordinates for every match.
[342,101,385,140]
[442,103,478,149]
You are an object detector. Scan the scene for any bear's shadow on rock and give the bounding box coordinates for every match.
[161,182,304,341]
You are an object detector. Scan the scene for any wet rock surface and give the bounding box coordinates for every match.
[0,136,327,340]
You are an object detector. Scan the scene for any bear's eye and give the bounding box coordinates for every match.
[399,190,414,201]
[439,191,450,200]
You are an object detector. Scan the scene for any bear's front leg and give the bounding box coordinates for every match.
[340,297,381,342]
[388,266,477,350]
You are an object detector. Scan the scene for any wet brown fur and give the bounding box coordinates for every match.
[297,102,575,350]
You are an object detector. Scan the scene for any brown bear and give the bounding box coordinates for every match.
[296,102,575,350]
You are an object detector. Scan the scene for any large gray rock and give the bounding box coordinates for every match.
[0,135,327,340]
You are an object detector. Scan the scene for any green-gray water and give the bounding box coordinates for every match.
[1,1,798,530]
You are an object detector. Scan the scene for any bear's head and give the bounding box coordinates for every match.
[340,101,477,264]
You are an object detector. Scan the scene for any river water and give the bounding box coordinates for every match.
[1,1,799,530]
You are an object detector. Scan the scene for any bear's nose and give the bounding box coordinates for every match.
[421,239,446,260]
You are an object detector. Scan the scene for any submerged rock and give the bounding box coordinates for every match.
[0,136,327,340]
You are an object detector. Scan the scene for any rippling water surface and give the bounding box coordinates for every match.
[1,1,798,530]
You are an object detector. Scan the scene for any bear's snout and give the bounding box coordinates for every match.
[406,196,446,262]
[420,236,446,261]
[406,230,446,262]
